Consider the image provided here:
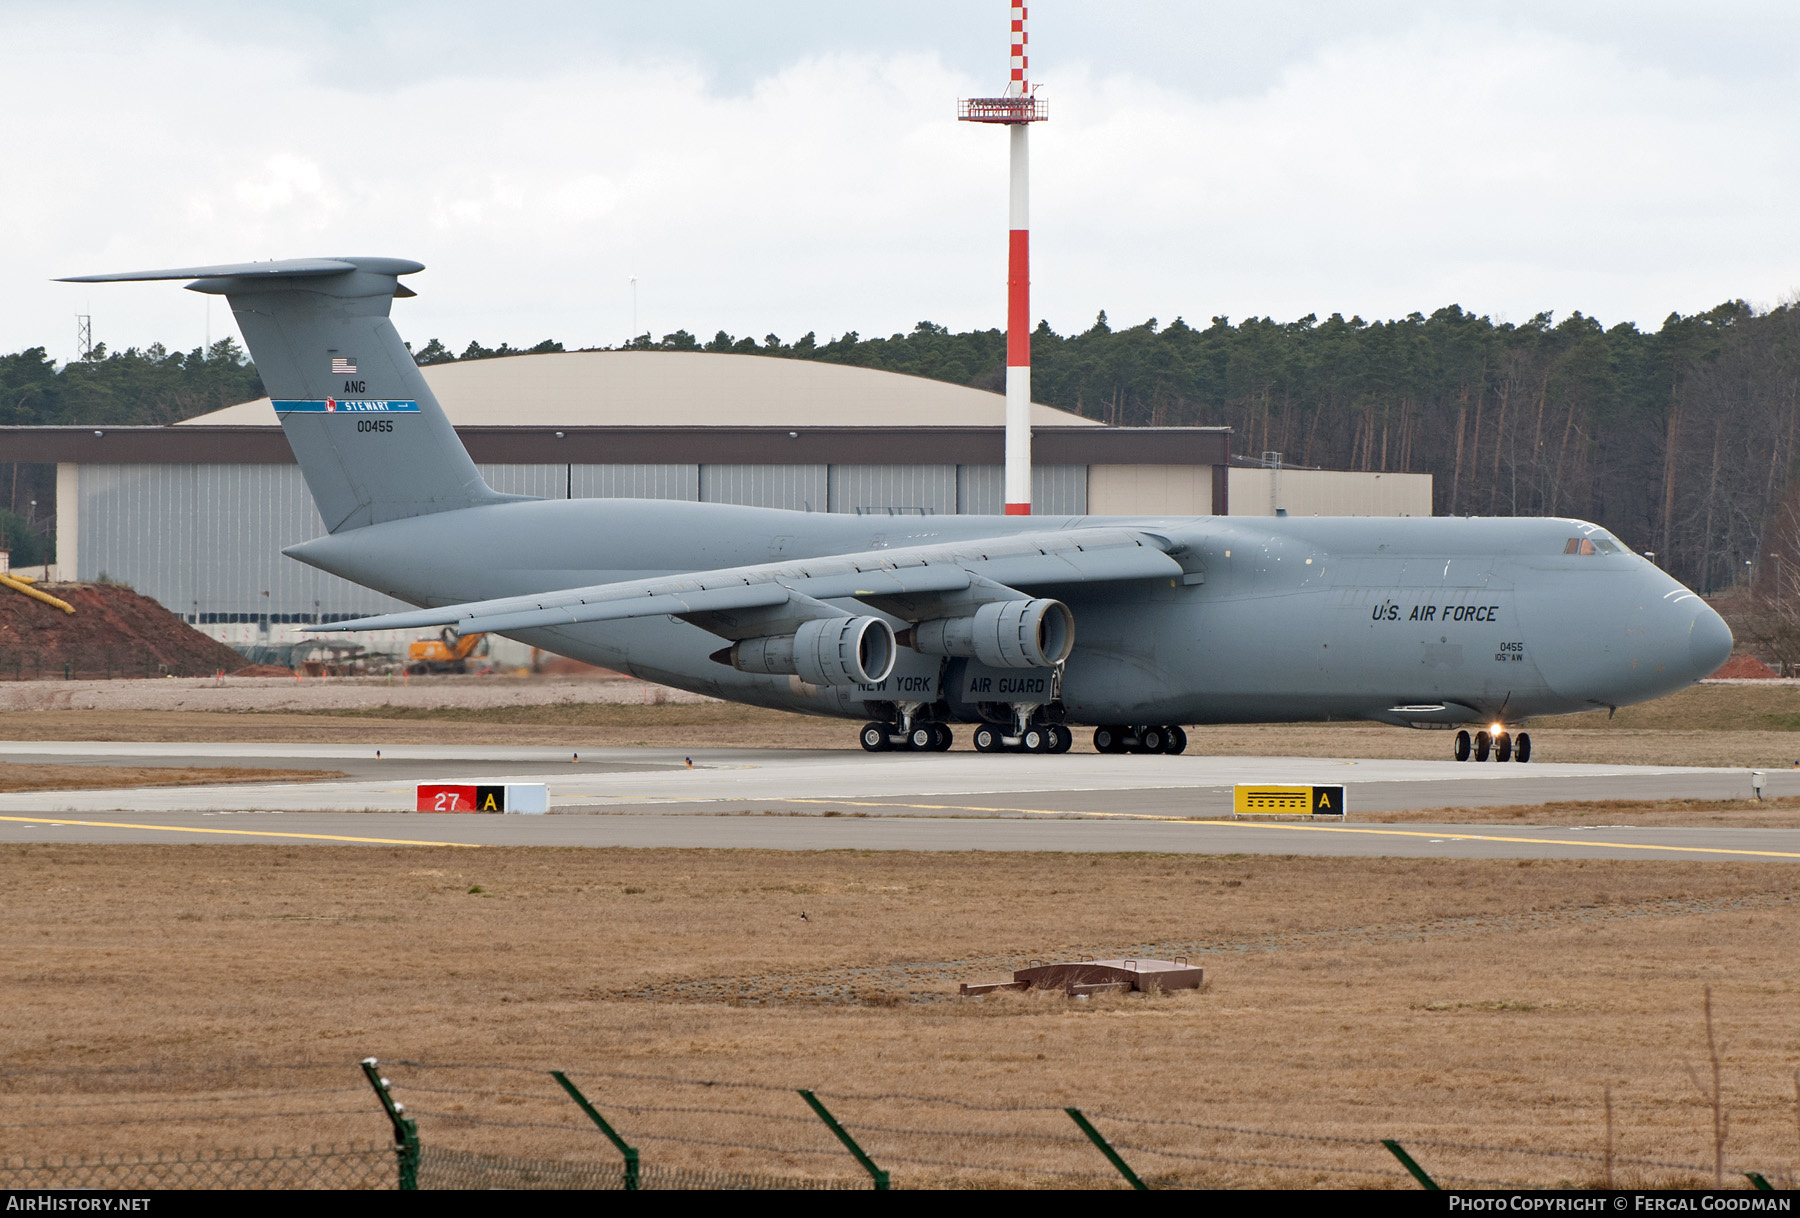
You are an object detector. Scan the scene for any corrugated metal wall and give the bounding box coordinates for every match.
[827,465,958,515]
[479,463,703,500]
[76,464,406,619]
[570,464,700,500]
[956,465,1088,515]
[477,463,569,498]
[699,464,829,512]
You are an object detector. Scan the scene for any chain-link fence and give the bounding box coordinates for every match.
[0,1058,1790,1191]
[417,1147,868,1190]
[0,1143,394,1190]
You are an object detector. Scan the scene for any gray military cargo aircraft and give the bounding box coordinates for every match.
[62,257,1734,761]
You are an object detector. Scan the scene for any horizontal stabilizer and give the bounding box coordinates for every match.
[57,257,421,283]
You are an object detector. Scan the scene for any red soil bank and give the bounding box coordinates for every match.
[0,582,249,679]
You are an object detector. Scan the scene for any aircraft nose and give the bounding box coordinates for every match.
[1687,602,1733,680]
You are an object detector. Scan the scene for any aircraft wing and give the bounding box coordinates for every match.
[305,526,1183,637]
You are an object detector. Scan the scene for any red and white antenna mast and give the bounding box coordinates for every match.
[959,2,1047,515]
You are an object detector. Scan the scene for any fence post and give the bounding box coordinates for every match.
[1064,1108,1148,1190]
[359,1058,419,1191]
[1382,1139,1440,1190]
[797,1090,889,1190]
[551,1071,640,1191]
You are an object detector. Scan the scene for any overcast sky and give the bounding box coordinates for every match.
[6,1,1800,364]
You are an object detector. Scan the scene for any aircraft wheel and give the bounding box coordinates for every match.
[1454,730,1472,762]
[1494,731,1513,763]
[1139,726,1165,754]
[1093,726,1121,754]
[906,724,934,751]
[973,725,1002,753]
[1515,731,1531,763]
[1051,725,1074,754]
[932,724,954,751]
[1022,726,1050,753]
[1165,725,1188,755]
[859,722,890,752]
[1474,730,1491,762]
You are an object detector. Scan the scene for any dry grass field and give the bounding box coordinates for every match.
[0,763,345,792]
[1360,798,1800,827]
[3,844,1798,1188]
[4,682,1799,1188]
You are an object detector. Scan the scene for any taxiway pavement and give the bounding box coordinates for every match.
[1,741,1797,860]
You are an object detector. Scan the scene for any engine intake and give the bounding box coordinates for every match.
[909,598,1075,669]
[726,615,897,686]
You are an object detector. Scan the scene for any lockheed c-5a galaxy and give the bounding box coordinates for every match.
[62,257,1734,761]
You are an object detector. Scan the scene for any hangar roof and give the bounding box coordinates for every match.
[183,350,1100,428]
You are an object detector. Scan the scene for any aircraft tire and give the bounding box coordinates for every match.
[1474,731,1491,762]
[1165,725,1188,755]
[1093,726,1120,753]
[1140,726,1165,753]
[973,725,1002,753]
[1494,731,1513,763]
[1051,725,1074,753]
[907,724,935,751]
[932,724,954,751]
[1454,730,1472,761]
[1022,726,1050,753]
[1515,731,1531,763]
[860,722,890,752]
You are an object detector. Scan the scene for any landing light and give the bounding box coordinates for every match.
[1490,722,1503,734]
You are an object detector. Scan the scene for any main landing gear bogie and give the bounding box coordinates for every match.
[1093,724,1188,755]
[860,721,953,752]
[1453,728,1531,764]
[972,723,1075,754]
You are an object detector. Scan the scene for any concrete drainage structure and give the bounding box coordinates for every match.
[960,957,1204,998]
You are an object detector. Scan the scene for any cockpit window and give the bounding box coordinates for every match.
[1563,536,1621,556]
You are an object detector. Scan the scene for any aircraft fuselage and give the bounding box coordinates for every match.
[288,498,1731,729]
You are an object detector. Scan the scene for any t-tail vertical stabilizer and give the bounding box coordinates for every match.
[58,257,516,532]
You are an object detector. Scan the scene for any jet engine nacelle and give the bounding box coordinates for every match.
[909,598,1075,669]
[728,615,898,686]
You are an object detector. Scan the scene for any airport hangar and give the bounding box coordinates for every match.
[4,350,1430,655]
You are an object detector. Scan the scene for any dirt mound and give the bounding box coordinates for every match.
[0,582,249,680]
[1711,654,1780,679]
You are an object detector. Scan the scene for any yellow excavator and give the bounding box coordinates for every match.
[406,628,487,675]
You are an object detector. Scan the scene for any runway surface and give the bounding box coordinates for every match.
[3,741,1798,859]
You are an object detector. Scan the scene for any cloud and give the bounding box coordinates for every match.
[4,7,1800,364]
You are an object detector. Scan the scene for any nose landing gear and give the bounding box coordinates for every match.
[1453,728,1531,763]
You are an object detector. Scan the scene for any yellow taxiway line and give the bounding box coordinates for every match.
[782,799,1800,860]
[0,814,483,848]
